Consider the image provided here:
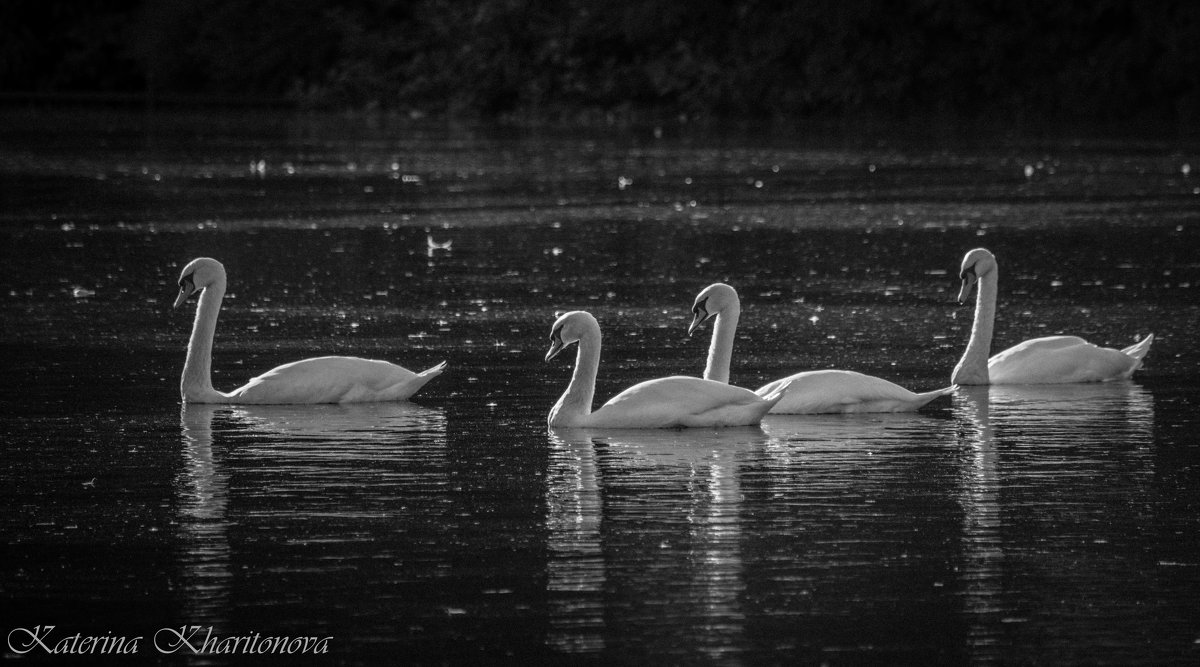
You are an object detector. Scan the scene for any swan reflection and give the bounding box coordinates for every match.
[954,388,1003,663]
[761,412,947,445]
[545,431,605,653]
[980,381,1154,422]
[176,401,448,630]
[228,402,447,443]
[223,402,448,524]
[759,412,951,470]
[178,404,234,629]
[953,382,1154,663]
[221,401,447,469]
[545,427,767,657]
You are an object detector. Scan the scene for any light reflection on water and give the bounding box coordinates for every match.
[954,382,1156,664]
[540,384,1159,662]
[545,432,605,654]
[547,428,764,659]
[179,405,232,633]
[175,402,448,649]
[3,113,1198,663]
[954,388,1004,664]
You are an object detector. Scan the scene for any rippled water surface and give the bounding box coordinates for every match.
[2,109,1199,664]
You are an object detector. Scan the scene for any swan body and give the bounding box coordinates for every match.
[545,310,786,428]
[219,356,447,404]
[756,369,955,414]
[175,257,445,404]
[690,283,954,414]
[952,248,1153,385]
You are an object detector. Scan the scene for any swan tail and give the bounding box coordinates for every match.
[912,385,957,409]
[759,379,793,411]
[418,360,449,378]
[1114,333,1153,378]
[380,361,447,401]
[1121,334,1154,363]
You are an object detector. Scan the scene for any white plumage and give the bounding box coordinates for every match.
[951,248,1153,385]
[545,310,786,428]
[689,283,954,414]
[174,257,445,404]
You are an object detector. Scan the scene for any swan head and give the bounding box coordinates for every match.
[957,248,996,303]
[545,311,598,362]
[689,283,738,335]
[173,257,226,308]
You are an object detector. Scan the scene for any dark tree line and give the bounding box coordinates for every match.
[2,0,1197,120]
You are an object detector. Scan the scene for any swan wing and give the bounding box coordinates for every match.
[230,356,441,404]
[988,336,1144,384]
[757,369,952,414]
[589,376,774,428]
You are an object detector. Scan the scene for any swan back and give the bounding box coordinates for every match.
[988,335,1153,384]
[231,357,447,404]
[590,376,780,428]
[757,370,954,414]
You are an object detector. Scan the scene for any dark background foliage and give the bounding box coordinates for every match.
[1,0,1197,120]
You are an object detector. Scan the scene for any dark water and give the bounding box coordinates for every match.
[2,109,1199,664]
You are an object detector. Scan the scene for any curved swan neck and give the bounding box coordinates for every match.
[181,279,228,402]
[704,302,739,383]
[953,269,997,385]
[550,325,601,425]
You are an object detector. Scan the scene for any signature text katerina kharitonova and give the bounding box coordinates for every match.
[7,625,331,656]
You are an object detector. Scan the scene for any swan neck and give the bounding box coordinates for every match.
[954,269,997,384]
[551,327,600,425]
[704,304,739,383]
[182,280,226,401]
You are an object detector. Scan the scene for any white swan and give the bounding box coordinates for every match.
[174,257,446,404]
[689,283,954,414]
[544,311,787,428]
[952,248,1154,385]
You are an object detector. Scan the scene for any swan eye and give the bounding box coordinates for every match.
[178,274,195,292]
[550,324,563,344]
[692,297,709,317]
[959,265,976,281]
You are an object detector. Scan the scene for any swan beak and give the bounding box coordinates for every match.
[688,299,711,336]
[957,274,978,303]
[545,339,565,361]
[174,274,196,309]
